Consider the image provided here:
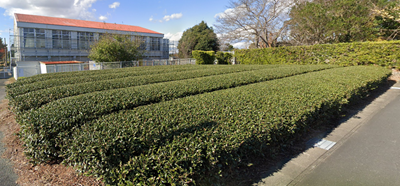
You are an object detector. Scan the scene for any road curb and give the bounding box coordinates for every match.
[256,81,400,186]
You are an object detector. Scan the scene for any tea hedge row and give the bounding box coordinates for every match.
[235,40,400,67]
[7,64,193,89]
[17,65,333,163]
[60,66,390,185]
[7,65,223,98]
[9,65,286,111]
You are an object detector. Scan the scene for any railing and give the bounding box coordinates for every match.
[46,63,90,73]
[0,67,14,79]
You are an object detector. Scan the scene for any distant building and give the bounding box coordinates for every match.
[12,13,169,62]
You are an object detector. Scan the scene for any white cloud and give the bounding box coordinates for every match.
[214,8,235,19]
[232,42,249,49]
[99,15,108,21]
[92,9,96,12]
[0,0,98,20]
[108,2,120,9]
[164,32,183,41]
[149,13,182,23]
[163,13,182,22]
[215,5,247,19]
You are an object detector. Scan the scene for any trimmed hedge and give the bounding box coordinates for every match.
[235,40,400,67]
[10,65,282,111]
[7,64,198,89]
[59,66,390,185]
[192,50,216,64]
[7,65,218,98]
[17,65,333,163]
[216,51,233,64]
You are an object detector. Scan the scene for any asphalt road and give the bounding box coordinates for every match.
[0,79,18,186]
[257,81,400,186]
[292,84,400,186]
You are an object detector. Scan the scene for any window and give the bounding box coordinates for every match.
[53,30,71,49]
[36,29,45,48]
[151,37,161,51]
[163,39,169,51]
[134,36,147,50]
[78,32,94,49]
[62,31,71,49]
[23,28,34,48]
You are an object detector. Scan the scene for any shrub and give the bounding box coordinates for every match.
[7,65,216,99]
[234,40,400,68]
[10,65,278,112]
[60,66,389,185]
[192,50,216,64]
[9,63,391,185]
[17,65,333,163]
[216,51,233,64]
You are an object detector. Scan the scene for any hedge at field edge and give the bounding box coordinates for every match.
[192,50,216,64]
[234,40,400,67]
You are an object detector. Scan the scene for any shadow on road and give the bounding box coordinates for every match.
[219,79,396,186]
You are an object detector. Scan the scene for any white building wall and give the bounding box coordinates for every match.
[14,20,169,62]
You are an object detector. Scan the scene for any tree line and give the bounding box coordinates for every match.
[90,0,400,61]
[177,0,400,58]
[213,0,400,48]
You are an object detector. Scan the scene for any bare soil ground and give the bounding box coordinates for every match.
[1,70,399,186]
[0,79,103,186]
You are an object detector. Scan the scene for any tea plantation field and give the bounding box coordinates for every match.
[7,64,390,185]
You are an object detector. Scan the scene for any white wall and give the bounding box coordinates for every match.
[13,66,41,80]
[40,63,47,74]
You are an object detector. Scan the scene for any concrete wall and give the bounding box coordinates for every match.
[13,66,41,80]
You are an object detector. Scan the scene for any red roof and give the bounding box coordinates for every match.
[40,61,84,65]
[15,13,162,35]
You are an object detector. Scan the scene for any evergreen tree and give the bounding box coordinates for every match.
[178,21,219,58]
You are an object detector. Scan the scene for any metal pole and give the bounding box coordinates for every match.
[9,29,12,72]
[4,38,7,67]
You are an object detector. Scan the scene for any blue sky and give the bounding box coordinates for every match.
[0,0,232,42]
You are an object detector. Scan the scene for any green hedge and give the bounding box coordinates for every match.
[9,65,282,111]
[7,65,194,89]
[192,50,216,64]
[216,51,233,64]
[59,66,390,185]
[17,65,333,163]
[235,40,400,67]
[7,65,218,98]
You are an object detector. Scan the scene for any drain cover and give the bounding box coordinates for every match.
[314,139,336,150]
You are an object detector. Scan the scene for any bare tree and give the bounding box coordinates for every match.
[214,0,294,48]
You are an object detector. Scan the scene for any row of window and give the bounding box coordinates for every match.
[23,28,95,49]
[22,28,163,51]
